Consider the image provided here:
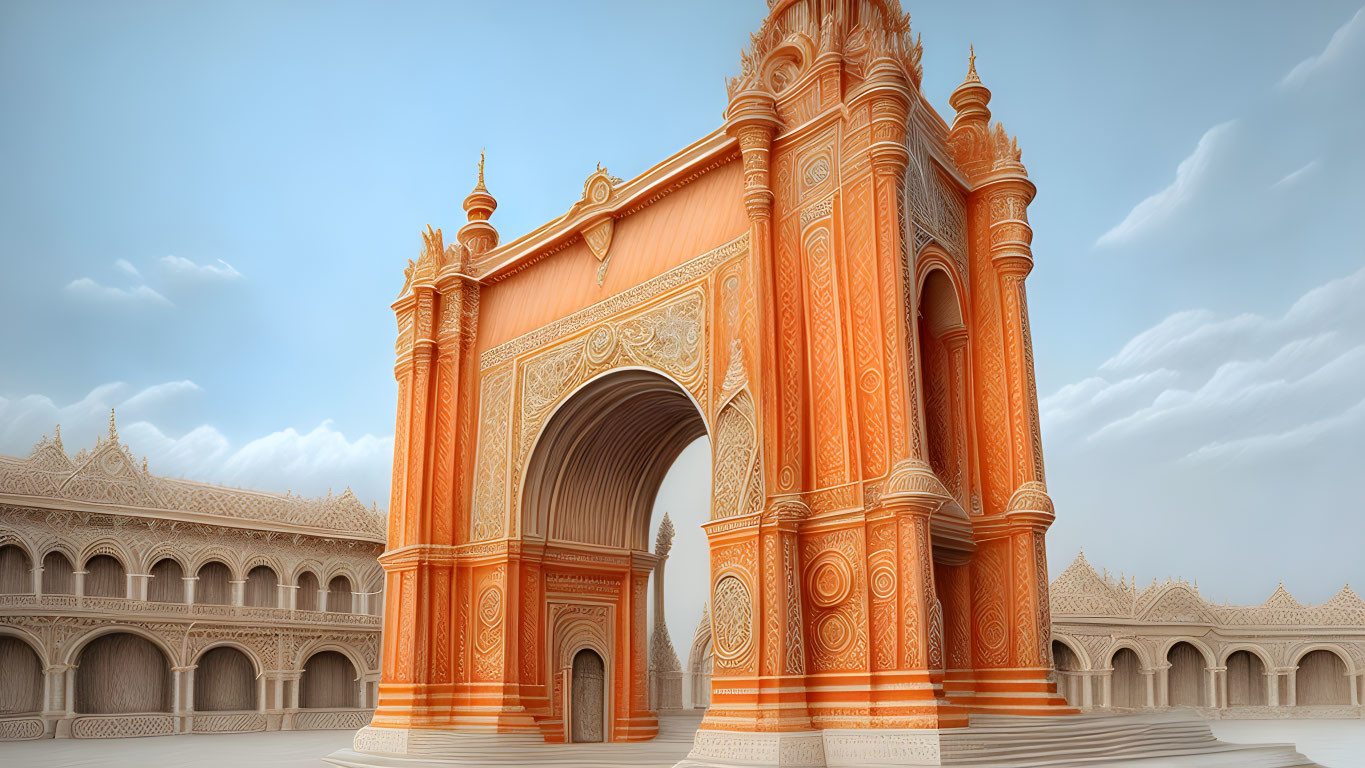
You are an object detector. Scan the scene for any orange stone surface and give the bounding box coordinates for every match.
[373,0,1074,748]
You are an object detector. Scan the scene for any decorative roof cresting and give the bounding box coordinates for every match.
[0,410,386,542]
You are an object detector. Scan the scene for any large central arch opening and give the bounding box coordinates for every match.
[521,368,709,742]
[524,369,707,550]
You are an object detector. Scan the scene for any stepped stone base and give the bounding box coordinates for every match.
[325,711,1323,768]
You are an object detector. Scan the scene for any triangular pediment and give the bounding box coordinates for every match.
[59,438,164,509]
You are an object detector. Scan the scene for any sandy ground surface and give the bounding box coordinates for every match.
[3,720,1364,768]
[1209,720,1365,768]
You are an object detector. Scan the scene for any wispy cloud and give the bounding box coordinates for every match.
[1280,7,1365,89]
[1095,121,1237,248]
[1272,160,1319,190]
[114,258,140,278]
[160,254,244,281]
[1044,265,1365,461]
[64,277,172,307]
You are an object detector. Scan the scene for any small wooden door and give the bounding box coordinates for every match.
[570,649,605,743]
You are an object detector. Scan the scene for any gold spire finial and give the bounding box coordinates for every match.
[108,408,118,440]
[965,44,980,84]
[478,148,485,186]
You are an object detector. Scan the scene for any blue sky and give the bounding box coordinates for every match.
[2,2,1362,638]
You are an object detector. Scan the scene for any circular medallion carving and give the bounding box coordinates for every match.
[869,554,897,601]
[585,325,616,364]
[806,551,853,609]
[711,575,753,662]
[814,611,854,655]
[589,177,611,204]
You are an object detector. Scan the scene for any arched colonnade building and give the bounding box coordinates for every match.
[0,415,385,740]
[1048,553,1365,719]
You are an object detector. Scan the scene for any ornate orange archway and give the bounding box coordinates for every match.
[356,1,1071,764]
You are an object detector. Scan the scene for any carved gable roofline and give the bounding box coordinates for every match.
[469,129,739,283]
[0,425,385,543]
[1048,550,1134,618]
[1059,556,1365,629]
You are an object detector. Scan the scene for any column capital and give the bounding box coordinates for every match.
[880,459,952,514]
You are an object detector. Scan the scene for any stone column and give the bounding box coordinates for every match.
[229,579,245,606]
[1143,669,1157,709]
[1101,669,1113,708]
[64,664,77,715]
[73,570,86,599]
[1156,664,1171,708]
[649,513,682,712]
[317,587,328,613]
[184,575,198,605]
[1209,665,1226,709]
[1267,670,1280,707]
[1286,668,1297,707]
[32,563,43,597]
[277,583,292,610]
[1348,673,1359,706]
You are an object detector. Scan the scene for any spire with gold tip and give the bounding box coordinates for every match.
[949,45,991,132]
[458,149,499,257]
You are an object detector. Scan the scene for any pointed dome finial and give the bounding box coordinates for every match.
[460,149,499,256]
[108,408,119,441]
[950,45,992,132]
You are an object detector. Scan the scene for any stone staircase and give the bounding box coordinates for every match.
[325,710,1323,768]
[929,712,1320,767]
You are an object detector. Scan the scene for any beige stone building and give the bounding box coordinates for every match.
[0,414,385,740]
[1049,552,1365,719]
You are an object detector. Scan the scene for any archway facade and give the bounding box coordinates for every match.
[1049,553,1365,718]
[363,2,1068,762]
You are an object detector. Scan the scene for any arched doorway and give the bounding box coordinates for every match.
[300,651,358,709]
[521,369,707,742]
[196,561,232,605]
[0,545,32,593]
[84,554,125,598]
[148,558,184,603]
[0,636,43,714]
[917,267,976,680]
[1296,649,1350,706]
[42,551,74,594]
[244,566,278,608]
[1166,642,1206,708]
[1226,650,1268,707]
[1110,648,1144,709]
[195,647,257,711]
[296,571,320,611]
[75,632,171,713]
[570,649,606,743]
[1051,640,1083,708]
[327,575,352,613]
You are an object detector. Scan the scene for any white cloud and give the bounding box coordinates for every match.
[1280,7,1365,89]
[1272,160,1319,190]
[64,277,172,307]
[160,254,244,281]
[113,258,140,277]
[1049,266,1365,451]
[1043,266,1365,603]
[0,381,392,508]
[1095,121,1236,248]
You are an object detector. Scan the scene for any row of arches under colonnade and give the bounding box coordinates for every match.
[1051,637,1364,715]
[0,543,373,614]
[0,628,373,738]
